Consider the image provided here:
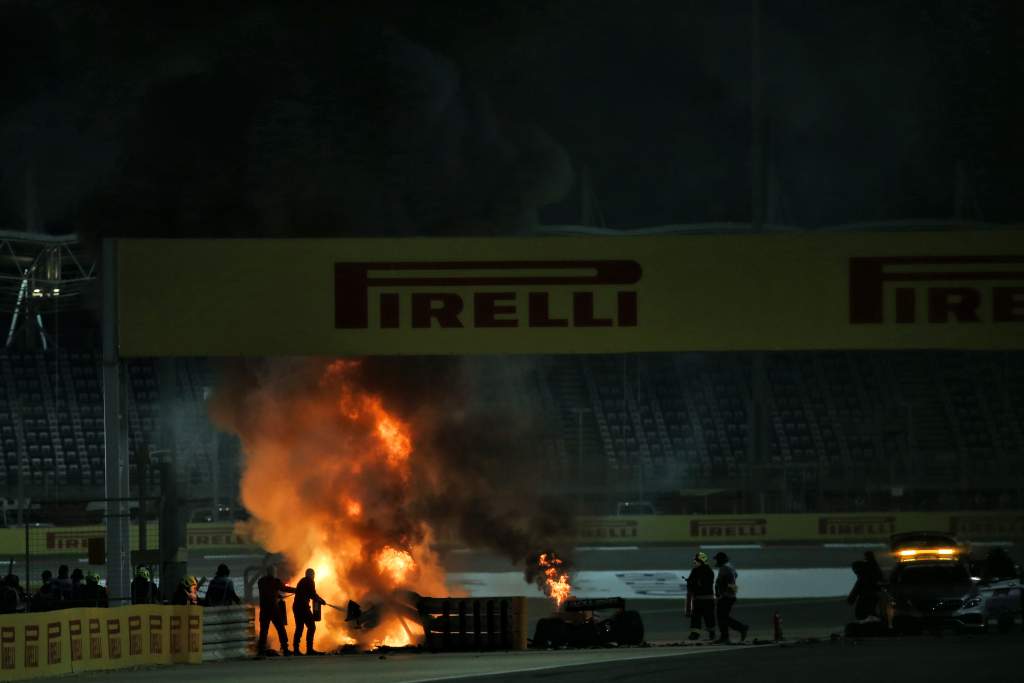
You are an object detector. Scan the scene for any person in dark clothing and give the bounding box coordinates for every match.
[863,551,884,586]
[131,566,161,604]
[847,561,879,621]
[257,566,295,657]
[713,552,748,643]
[70,568,84,600]
[79,573,108,608]
[171,576,199,606]
[685,552,716,641]
[1,574,23,614]
[56,565,73,601]
[293,568,326,655]
[983,547,1017,580]
[31,570,58,612]
[204,564,241,606]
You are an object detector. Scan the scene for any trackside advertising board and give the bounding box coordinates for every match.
[4,513,1019,556]
[574,511,1024,545]
[0,605,201,681]
[116,231,1024,356]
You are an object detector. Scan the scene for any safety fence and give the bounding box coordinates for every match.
[419,597,527,652]
[0,604,202,681]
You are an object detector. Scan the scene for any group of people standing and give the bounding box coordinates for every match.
[256,566,327,657]
[131,563,242,607]
[0,565,108,613]
[686,551,749,643]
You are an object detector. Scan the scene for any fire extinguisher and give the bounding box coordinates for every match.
[772,611,783,642]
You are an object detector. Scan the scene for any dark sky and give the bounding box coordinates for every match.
[1,0,1021,237]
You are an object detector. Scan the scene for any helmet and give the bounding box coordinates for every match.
[86,573,100,584]
[713,551,729,564]
[135,567,151,581]
[695,551,709,564]
[183,576,198,588]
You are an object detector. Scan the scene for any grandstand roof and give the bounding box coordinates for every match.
[538,219,1023,236]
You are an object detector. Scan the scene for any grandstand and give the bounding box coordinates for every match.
[1,347,1020,515]
[0,351,226,507]
[536,351,1024,512]
[0,228,1020,517]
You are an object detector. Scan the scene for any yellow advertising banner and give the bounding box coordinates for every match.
[3,513,1021,556]
[0,605,201,681]
[573,510,1024,545]
[0,523,252,557]
[116,230,1024,357]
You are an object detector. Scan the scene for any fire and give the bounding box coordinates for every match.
[376,415,412,468]
[538,552,572,608]
[377,546,416,586]
[231,359,448,651]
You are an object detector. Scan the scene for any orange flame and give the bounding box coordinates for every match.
[538,552,572,607]
[235,359,448,651]
[377,546,416,586]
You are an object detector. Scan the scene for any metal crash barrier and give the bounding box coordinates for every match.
[201,605,255,662]
[418,597,527,652]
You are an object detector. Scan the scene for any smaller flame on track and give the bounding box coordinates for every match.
[537,552,572,607]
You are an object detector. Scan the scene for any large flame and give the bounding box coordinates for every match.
[537,552,572,608]
[236,360,447,650]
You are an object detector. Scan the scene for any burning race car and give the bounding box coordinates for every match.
[532,597,645,648]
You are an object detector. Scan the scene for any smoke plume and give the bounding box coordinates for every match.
[208,356,575,646]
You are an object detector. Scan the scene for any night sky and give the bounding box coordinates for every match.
[1,1,1021,238]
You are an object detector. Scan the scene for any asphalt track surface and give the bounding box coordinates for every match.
[38,631,1020,682]
[459,634,1020,683]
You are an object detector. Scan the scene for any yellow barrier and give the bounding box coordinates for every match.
[574,511,1024,545]
[2,512,1020,559]
[0,522,254,557]
[0,605,201,681]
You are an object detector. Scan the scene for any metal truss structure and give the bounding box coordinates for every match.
[0,230,95,349]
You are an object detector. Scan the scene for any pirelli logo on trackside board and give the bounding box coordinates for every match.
[850,255,1024,325]
[818,516,895,537]
[690,518,767,538]
[334,260,642,330]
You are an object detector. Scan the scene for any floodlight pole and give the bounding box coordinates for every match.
[102,239,130,604]
[751,0,764,232]
[749,0,770,513]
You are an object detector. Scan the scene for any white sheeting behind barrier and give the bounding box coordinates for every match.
[447,568,852,600]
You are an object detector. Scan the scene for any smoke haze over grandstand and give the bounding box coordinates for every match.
[0,1,1021,238]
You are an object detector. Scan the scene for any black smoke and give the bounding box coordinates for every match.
[209,356,577,573]
[0,2,573,241]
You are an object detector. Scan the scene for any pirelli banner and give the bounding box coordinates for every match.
[574,510,1024,545]
[0,605,201,681]
[0,523,251,556]
[116,230,1024,356]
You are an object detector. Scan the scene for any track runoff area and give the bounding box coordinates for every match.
[88,232,1022,681]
